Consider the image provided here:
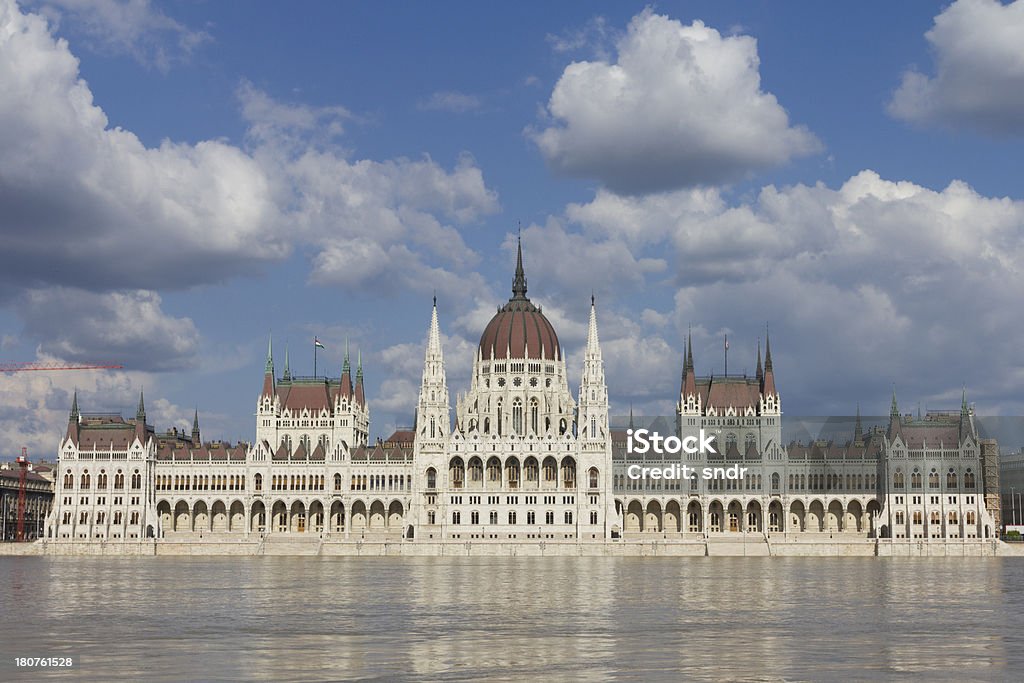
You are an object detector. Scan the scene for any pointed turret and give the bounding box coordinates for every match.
[262,333,275,397]
[340,339,353,398]
[354,349,365,406]
[585,294,601,359]
[65,390,80,444]
[579,295,608,440]
[762,330,776,396]
[282,344,291,381]
[512,232,528,300]
[418,297,450,439]
[192,409,201,447]
[135,389,147,441]
[682,327,697,399]
[756,338,763,383]
[888,386,902,438]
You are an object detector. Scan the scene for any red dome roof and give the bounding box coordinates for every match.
[478,237,560,361]
[480,300,560,360]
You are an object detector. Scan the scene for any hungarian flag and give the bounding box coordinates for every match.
[314,338,325,350]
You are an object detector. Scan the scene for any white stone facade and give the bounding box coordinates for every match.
[44,248,1000,546]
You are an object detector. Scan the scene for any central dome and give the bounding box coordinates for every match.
[478,238,560,361]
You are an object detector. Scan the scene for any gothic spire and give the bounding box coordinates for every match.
[192,409,201,447]
[762,328,776,396]
[283,344,291,381]
[854,403,862,443]
[70,390,79,421]
[511,232,527,300]
[890,386,899,418]
[585,295,601,357]
[265,333,274,373]
[756,337,763,382]
[427,297,443,361]
[136,389,146,419]
[354,349,365,406]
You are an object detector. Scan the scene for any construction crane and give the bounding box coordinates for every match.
[3,362,122,539]
[1,362,123,372]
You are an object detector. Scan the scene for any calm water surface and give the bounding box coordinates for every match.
[1,556,1022,681]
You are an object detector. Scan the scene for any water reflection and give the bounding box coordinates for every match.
[0,557,1021,681]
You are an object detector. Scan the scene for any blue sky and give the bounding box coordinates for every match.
[2,0,1024,457]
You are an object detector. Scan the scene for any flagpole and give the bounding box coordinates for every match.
[724,334,728,376]
[314,339,318,378]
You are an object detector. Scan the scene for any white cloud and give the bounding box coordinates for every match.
[0,0,286,292]
[29,0,210,70]
[0,352,190,456]
[16,288,200,371]
[561,169,1024,413]
[531,9,821,194]
[0,1,501,373]
[238,80,351,145]
[417,90,483,113]
[889,0,1024,134]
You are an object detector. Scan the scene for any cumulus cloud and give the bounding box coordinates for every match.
[0,353,192,456]
[29,0,210,70]
[0,0,500,373]
[531,9,820,194]
[558,169,1024,414]
[0,0,285,293]
[416,90,483,113]
[888,0,1024,134]
[16,288,200,371]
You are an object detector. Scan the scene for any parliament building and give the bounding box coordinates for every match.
[45,242,1002,547]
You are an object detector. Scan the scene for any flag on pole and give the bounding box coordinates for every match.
[724,335,729,350]
[314,338,325,350]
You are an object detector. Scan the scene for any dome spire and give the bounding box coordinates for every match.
[512,230,528,300]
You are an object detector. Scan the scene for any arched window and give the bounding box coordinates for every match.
[449,457,465,489]
[561,457,576,489]
[893,469,904,489]
[725,433,737,452]
[131,470,141,489]
[590,416,596,437]
[745,433,756,451]
[964,469,976,489]
[911,469,922,489]
[254,473,263,491]
[81,470,91,489]
[589,467,599,489]
[468,457,483,483]
[426,468,437,489]
[530,398,539,434]
[487,457,501,483]
[430,417,436,439]
[524,457,538,483]
[64,471,73,488]
[97,470,108,489]
[542,457,557,483]
[928,469,939,489]
[512,398,523,434]
[334,473,342,491]
[114,470,125,490]
[496,398,503,436]
[771,472,780,491]
[947,469,958,489]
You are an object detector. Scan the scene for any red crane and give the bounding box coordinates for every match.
[3,361,122,539]
[1,362,123,372]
